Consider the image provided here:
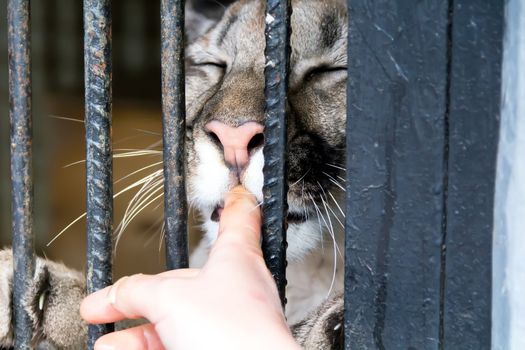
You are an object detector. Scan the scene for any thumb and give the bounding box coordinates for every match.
[215,185,262,254]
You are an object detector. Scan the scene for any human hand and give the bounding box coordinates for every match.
[80,185,300,350]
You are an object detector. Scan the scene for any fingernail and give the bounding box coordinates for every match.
[106,276,127,305]
[95,343,114,350]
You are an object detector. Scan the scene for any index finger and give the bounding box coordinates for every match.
[80,274,160,324]
[216,185,262,250]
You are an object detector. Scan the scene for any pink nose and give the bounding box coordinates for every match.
[205,120,264,172]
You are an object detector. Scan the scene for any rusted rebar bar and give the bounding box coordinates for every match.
[160,0,188,270]
[8,0,35,348]
[84,0,114,347]
[262,0,291,308]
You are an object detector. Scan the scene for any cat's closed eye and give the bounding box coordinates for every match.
[195,61,227,70]
[304,65,347,81]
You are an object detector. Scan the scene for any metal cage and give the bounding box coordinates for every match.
[6,0,504,349]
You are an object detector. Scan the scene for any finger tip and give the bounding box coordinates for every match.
[225,186,257,207]
[79,294,96,320]
[231,184,247,192]
[80,287,112,321]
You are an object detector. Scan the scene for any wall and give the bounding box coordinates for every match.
[492,0,525,348]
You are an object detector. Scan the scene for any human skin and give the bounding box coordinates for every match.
[80,186,300,350]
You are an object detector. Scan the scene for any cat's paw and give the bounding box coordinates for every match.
[0,248,87,349]
[291,294,344,350]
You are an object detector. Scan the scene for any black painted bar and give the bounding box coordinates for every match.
[262,0,291,307]
[442,1,503,348]
[84,0,114,347]
[8,0,35,348]
[160,0,188,270]
[344,1,449,348]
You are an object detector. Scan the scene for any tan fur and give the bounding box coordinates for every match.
[0,250,14,346]
[0,249,86,349]
[292,293,344,349]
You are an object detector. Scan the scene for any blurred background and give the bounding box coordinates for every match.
[0,0,231,277]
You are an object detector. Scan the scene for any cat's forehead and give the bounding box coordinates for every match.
[188,0,347,67]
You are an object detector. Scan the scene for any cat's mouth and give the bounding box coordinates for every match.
[211,205,224,222]
[210,204,311,223]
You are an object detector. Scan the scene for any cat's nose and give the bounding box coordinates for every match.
[204,120,264,173]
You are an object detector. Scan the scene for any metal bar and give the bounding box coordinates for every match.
[262,0,291,307]
[8,0,35,348]
[344,1,448,348]
[160,0,188,270]
[84,0,114,347]
[442,1,503,347]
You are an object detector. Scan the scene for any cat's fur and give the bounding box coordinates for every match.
[186,0,347,324]
[0,0,347,348]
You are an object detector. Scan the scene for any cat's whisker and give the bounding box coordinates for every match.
[324,200,344,229]
[309,191,339,258]
[322,171,346,184]
[133,128,162,136]
[290,168,311,188]
[49,114,84,123]
[116,191,164,249]
[152,200,164,212]
[46,213,87,247]
[118,178,164,226]
[62,148,162,168]
[210,0,227,10]
[317,182,343,257]
[247,201,263,214]
[316,183,335,234]
[114,148,161,152]
[112,143,164,241]
[302,183,310,222]
[326,163,346,171]
[319,195,338,298]
[159,223,166,254]
[126,176,162,204]
[142,217,164,248]
[113,169,163,199]
[318,187,344,231]
[115,175,164,240]
[62,159,86,168]
[113,149,162,158]
[308,193,326,252]
[114,161,163,184]
[113,134,158,146]
[328,191,345,218]
[322,171,345,186]
[316,183,344,296]
[326,176,346,192]
[48,169,163,246]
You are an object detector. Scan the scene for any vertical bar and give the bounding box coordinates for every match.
[262,0,291,307]
[84,0,113,347]
[161,0,188,270]
[344,1,351,344]
[8,0,35,348]
[443,1,503,348]
[344,1,448,348]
